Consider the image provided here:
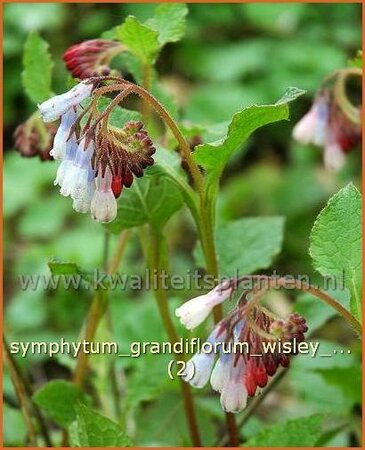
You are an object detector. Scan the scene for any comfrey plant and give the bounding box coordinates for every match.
[8,6,361,447]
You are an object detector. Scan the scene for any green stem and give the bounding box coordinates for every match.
[146,226,202,447]
[334,68,362,125]
[141,63,152,123]
[118,81,205,196]
[198,204,239,446]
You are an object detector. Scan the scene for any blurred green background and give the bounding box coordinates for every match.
[3,3,362,447]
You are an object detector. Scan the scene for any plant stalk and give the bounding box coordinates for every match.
[146,226,202,446]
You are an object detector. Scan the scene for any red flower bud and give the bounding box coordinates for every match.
[63,39,123,80]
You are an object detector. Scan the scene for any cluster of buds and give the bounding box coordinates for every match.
[13,116,56,161]
[175,281,308,413]
[293,69,361,171]
[63,39,123,80]
[37,79,155,223]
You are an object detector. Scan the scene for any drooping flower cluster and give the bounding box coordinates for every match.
[63,39,123,79]
[176,281,308,413]
[293,72,361,171]
[37,79,155,223]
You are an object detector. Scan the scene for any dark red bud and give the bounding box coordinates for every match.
[111,175,123,198]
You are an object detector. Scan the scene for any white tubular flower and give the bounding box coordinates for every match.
[50,108,78,160]
[183,353,216,389]
[90,166,118,223]
[54,134,78,187]
[220,357,248,413]
[175,282,232,331]
[292,106,317,144]
[292,94,329,146]
[38,81,94,123]
[72,181,95,214]
[183,327,224,388]
[60,138,95,198]
[210,352,232,393]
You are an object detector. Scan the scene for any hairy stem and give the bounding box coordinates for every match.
[146,227,202,446]
[236,275,361,335]
[198,208,239,446]
[119,82,205,195]
[141,63,152,123]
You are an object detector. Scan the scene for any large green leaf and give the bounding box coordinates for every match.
[244,414,324,447]
[290,340,357,413]
[309,183,362,322]
[314,367,361,404]
[22,32,53,104]
[146,3,188,46]
[193,87,305,188]
[118,16,160,65]
[33,380,87,428]
[69,403,132,447]
[195,217,284,277]
[106,171,183,233]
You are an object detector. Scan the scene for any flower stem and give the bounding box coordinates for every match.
[119,82,205,196]
[141,63,152,123]
[198,209,240,446]
[236,275,361,336]
[146,226,202,447]
[334,68,362,125]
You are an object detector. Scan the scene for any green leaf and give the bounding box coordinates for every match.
[309,183,362,322]
[193,87,305,189]
[106,171,183,233]
[244,414,324,447]
[117,16,160,65]
[33,380,87,428]
[195,217,284,277]
[290,340,357,413]
[146,3,188,46]
[48,258,93,286]
[314,367,361,403]
[69,403,132,447]
[48,258,82,276]
[22,32,53,104]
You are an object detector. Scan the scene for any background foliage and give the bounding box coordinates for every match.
[3,3,361,447]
